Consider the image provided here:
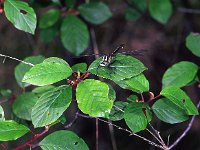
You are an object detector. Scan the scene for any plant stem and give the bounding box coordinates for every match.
[0,54,34,66]
[168,101,200,150]
[12,126,49,150]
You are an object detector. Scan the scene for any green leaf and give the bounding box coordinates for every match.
[61,15,89,56]
[125,0,147,21]
[76,79,114,117]
[162,61,198,88]
[88,54,147,81]
[0,89,12,97]
[4,0,37,34]
[43,57,69,65]
[32,85,55,97]
[109,101,128,121]
[15,56,45,88]
[186,32,200,57]
[39,9,60,29]
[124,102,152,133]
[115,74,149,93]
[40,27,58,43]
[152,98,189,124]
[127,95,138,102]
[12,92,38,121]
[40,130,89,150]
[23,60,72,86]
[125,7,141,21]
[161,87,199,115]
[0,105,5,121]
[31,85,72,127]
[0,120,29,141]
[78,2,112,25]
[149,0,172,24]
[72,63,87,73]
[65,0,76,8]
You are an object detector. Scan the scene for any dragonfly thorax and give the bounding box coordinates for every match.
[99,55,112,67]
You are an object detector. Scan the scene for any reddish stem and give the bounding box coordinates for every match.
[13,126,49,150]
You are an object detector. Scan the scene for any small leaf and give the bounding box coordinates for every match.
[0,89,12,97]
[162,61,198,88]
[65,0,76,8]
[78,2,112,25]
[186,32,200,57]
[39,9,60,29]
[31,85,72,127]
[109,101,128,121]
[149,0,172,24]
[76,79,114,117]
[115,74,149,93]
[61,15,89,56]
[127,95,138,102]
[23,60,72,86]
[88,54,147,81]
[12,92,38,121]
[72,63,87,73]
[40,130,89,150]
[0,105,5,121]
[125,7,141,21]
[0,120,29,141]
[161,86,199,115]
[40,27,58,43]
[152,98,189,124]
[124,102,152,133]
[125,0,147,21]
[15,56,45,88]
[4,0,37,34]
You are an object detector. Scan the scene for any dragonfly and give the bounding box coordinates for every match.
[78,44,146,70]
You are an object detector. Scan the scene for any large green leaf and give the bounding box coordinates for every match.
[76,79,114,117]
[31,85,72,127]
[0,105,5,121]
[78,2,112,24]
[23,59,72,86]
[162,61,198,88]
[40,27,58,43]
[15,56,45,88]
[149,0,172,24]
[4,0,36,34]
[186,32,200,57]
[124,102,152,133]
[115,73,149,93]
[40,130,89,150]
[161,87,199,115]
[152,98,189,124]
[89,54,147,81]
[12,92,38,121]
[61,15,89,56]
[39,9,60,29]
[109,101,128,121]
[0,120,29,141]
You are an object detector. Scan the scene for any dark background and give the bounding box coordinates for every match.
[1,0,200,150]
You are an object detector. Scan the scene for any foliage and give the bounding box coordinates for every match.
[0,0,200,149]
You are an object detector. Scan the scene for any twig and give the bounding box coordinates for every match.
[96,118,99,150]
[12,126,49,150]
[77,113,165,149]
[0,99,8,104]
[0,54,34,66]
[178,7,200,14]
[64,111,79,128]
[108,120,118,150]
[168,101,200,150]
